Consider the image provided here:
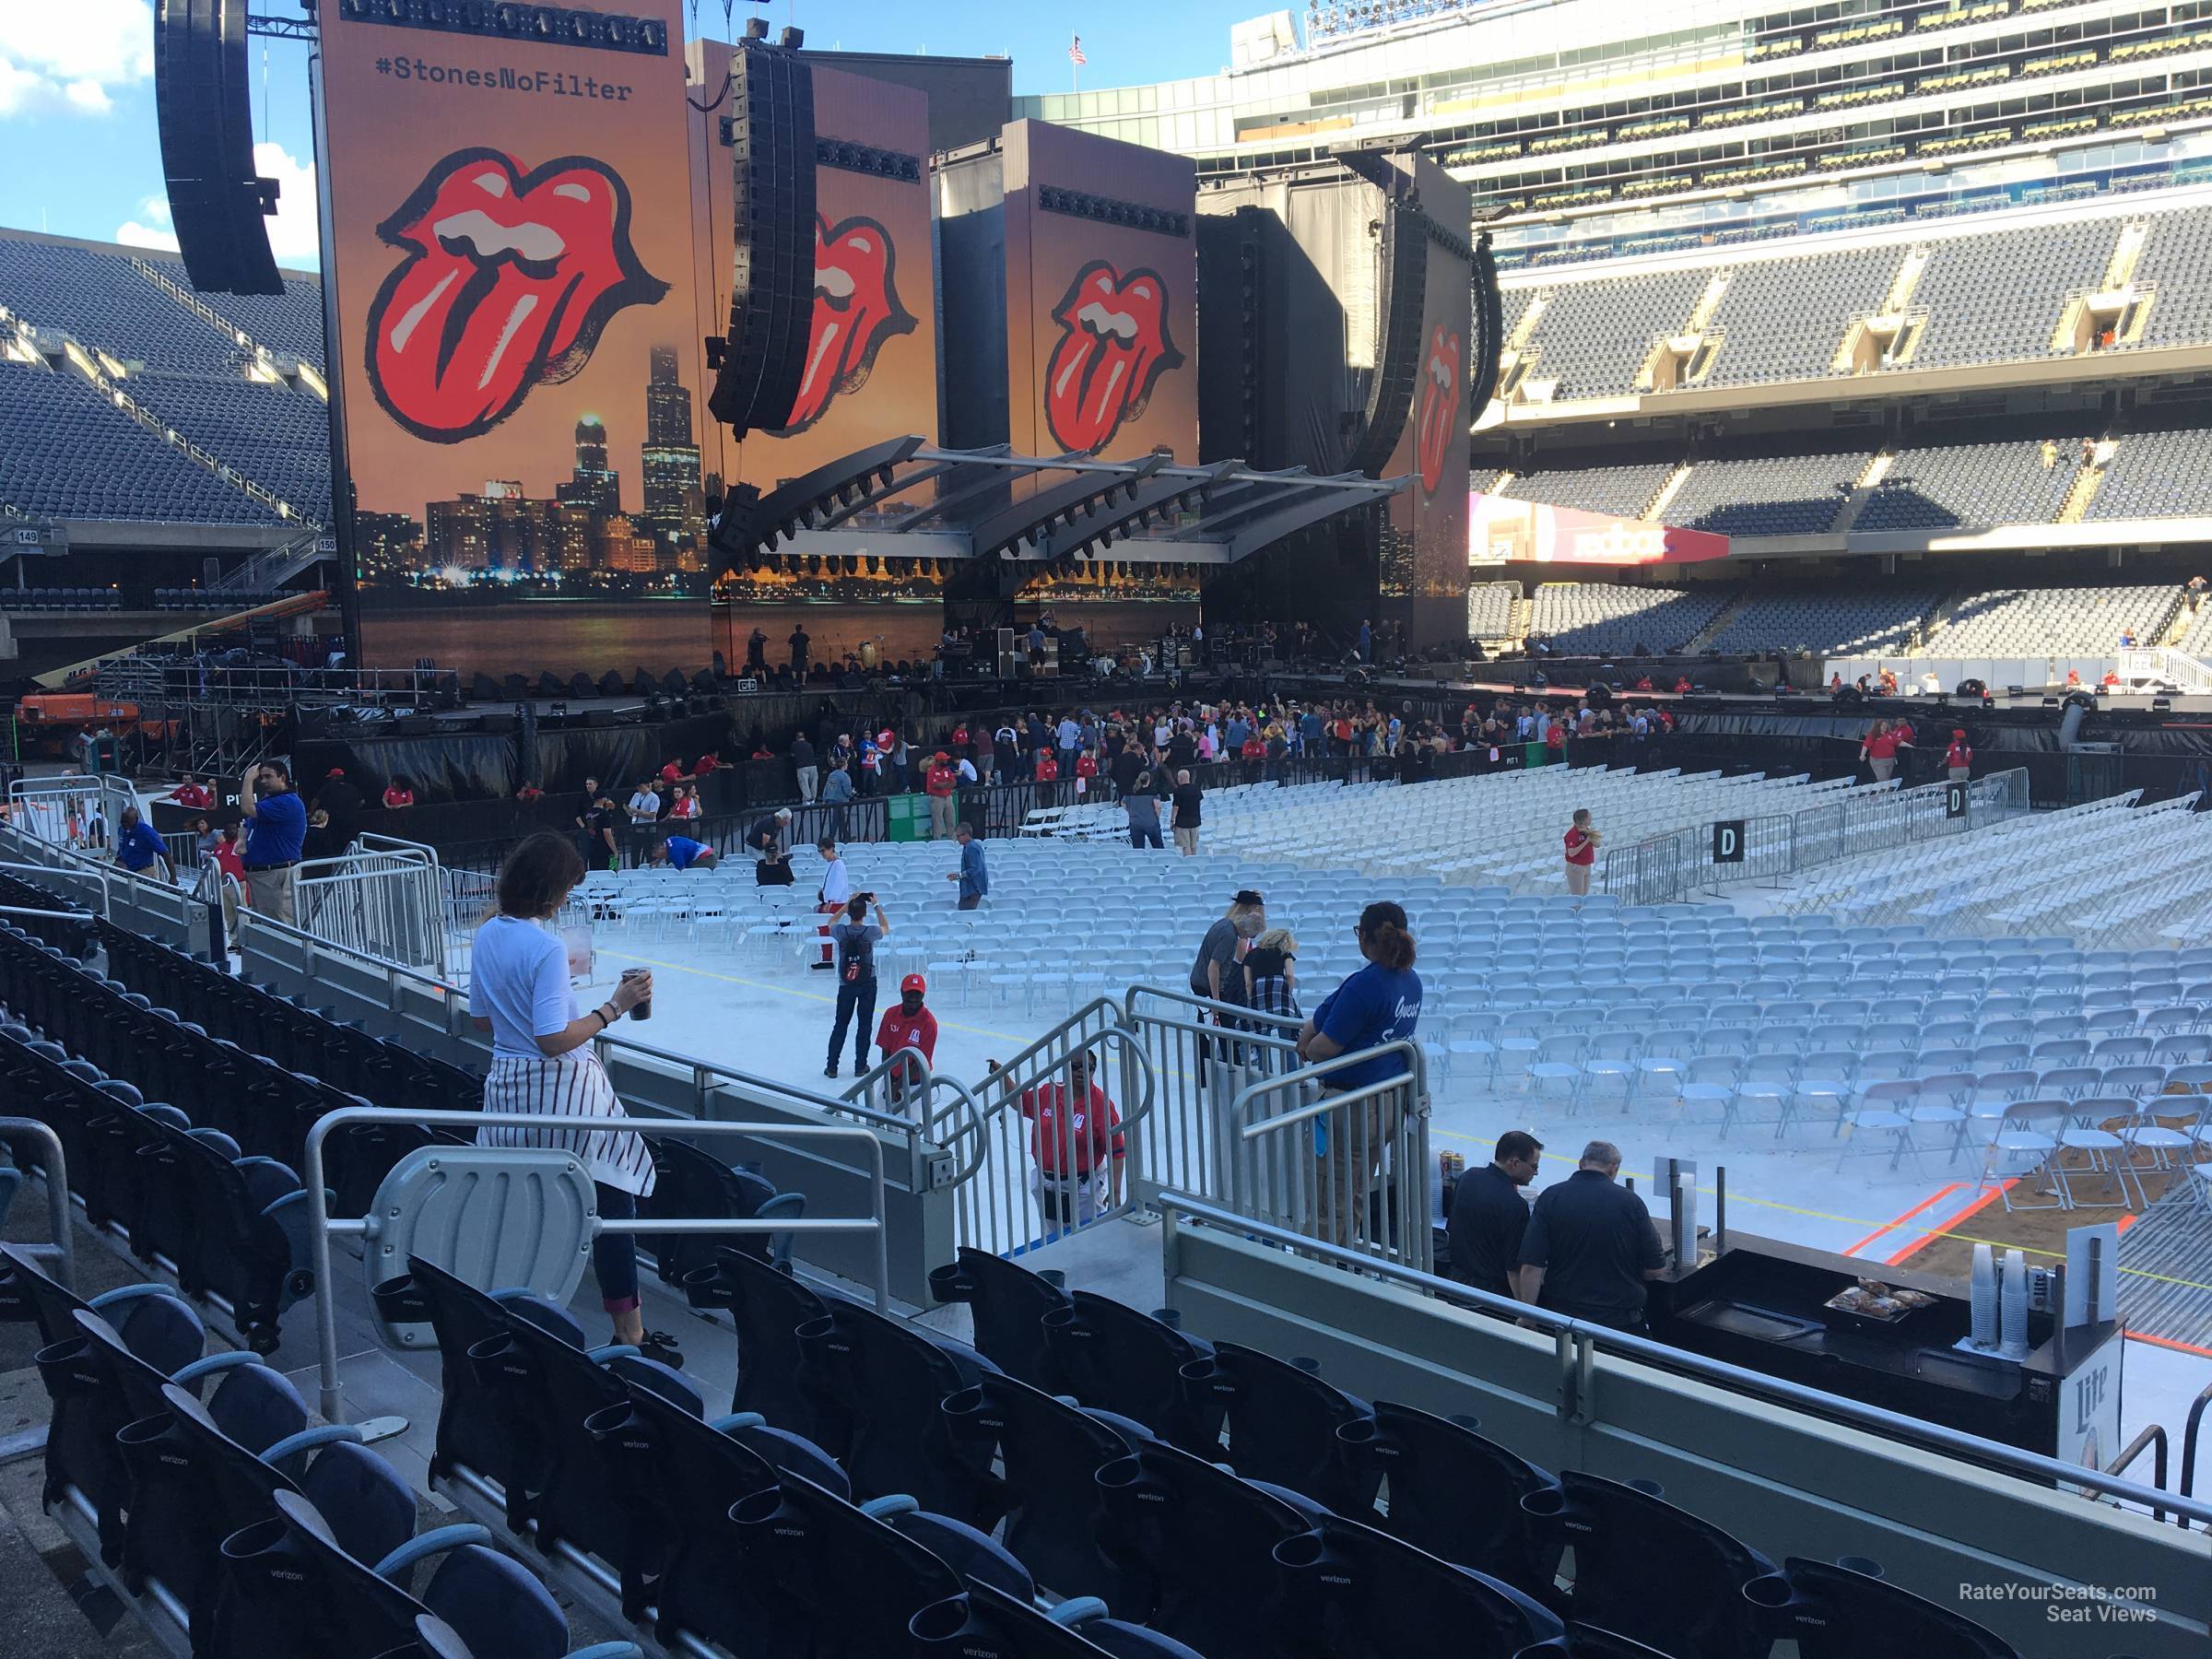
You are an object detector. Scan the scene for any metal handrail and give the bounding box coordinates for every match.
[1152,1191,2212,1528]
[2107,1424,2171,1523]
[0,1117,73,1290]
[302,1106,892,1425]
[2181,1381,2212,1530]
[1124,982,1305,1037]
[1230,1039,1429,1132]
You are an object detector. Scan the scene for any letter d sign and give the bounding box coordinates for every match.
[1712,820,1745,865]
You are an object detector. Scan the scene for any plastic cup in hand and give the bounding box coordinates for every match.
[621,966,652,1021]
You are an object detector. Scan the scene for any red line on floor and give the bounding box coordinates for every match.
[1841,1182,1964,1258]
[1884,1181,2016,1265]
[2128,1330,2212,1361]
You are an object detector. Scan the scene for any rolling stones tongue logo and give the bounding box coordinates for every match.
[364,148,668,443]
[1042,261,1182,456]
[1414,324,1463,495]
[772,213,916,435]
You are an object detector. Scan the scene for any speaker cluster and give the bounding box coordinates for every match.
[709,39,818,435]
[335,0,670,53]
[155,0,281,295]
[1037,186,1190,240]
[816,139,924,182]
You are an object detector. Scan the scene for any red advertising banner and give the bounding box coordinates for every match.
[1469,494,1731,565]
[1002,120,1197,462]
[322,1,707,677]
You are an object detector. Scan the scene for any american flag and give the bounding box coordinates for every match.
[1068,33,1088,65]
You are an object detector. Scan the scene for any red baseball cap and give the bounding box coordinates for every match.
[900,972,926,994]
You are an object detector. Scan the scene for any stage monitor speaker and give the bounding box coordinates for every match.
[479,713,519,735]
[585,709,618,727]
[153,0,282,294]
[708,41,818,435]
[394,716,440,736]
[1342,194,1428,477]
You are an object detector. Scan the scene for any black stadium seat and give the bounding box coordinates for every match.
[1093,1438,1324,1659]
[1745,1555,2022,1657]
[1334,1401,1564,1599]
[1270,1511,1566,1657]
[682,1244,848,1448]
[1043,1291,1217,1453]
[1181,1341,1371,1506]
[639,1136,803,1284]
[794,1298,1005,1525]
[1522,1472,1779,1658]
[928,1244,1072,1388]
[940,1370,1152,1604]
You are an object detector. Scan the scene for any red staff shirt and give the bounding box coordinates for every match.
[170,784,212,808]
[1018,1082,1124,1179]
[382,787,415,808]
[926,763,958,797]
[1945,741,1972,769]
[1865,732,1900,759]
[1564,827,1595,866]
[1035,754,1059,782]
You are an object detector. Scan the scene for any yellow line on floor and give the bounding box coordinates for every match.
[597,948,1033,1044]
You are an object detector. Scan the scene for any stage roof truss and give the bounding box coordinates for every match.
[724,439,1406,569]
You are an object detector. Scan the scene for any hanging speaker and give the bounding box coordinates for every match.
[154,0,282,294]
[1343,194,1429,477]
[709,39,817,434]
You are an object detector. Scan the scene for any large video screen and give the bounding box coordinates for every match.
[1003,120,1197,464]
[322,2,710,677]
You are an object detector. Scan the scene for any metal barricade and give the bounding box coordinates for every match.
[1225,1042,1431,1272]
[1599,825,1697,905]
[1120,985,1302,1210]
[6,773,135,854]
[294,842,447,974]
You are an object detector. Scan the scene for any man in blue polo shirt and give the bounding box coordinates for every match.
[113,806,171,883]
[238,759,307,924]
[651,834,718,871]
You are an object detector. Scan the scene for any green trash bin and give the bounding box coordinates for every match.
[887,793,930,842]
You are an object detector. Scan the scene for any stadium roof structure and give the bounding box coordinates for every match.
[715,436,1408,568]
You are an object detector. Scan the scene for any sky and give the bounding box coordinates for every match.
[0,0,1269,269]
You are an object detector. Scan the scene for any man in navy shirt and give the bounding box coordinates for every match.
[238,759,307,924]
[1518,1139,1666,1333]
[113,806,171,882]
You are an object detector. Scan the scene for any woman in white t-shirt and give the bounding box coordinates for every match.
[468,832,675,1361]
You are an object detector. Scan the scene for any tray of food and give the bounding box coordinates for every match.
[1822,1278,1937,1327]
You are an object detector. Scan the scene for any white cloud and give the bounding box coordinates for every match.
[0,0,154,118]
[254,141,320,265]
[113,218,180,253]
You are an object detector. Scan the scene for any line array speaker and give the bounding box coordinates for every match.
[154,0,282,295]
[1343,196,1429,477]
[708,41,818,435]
